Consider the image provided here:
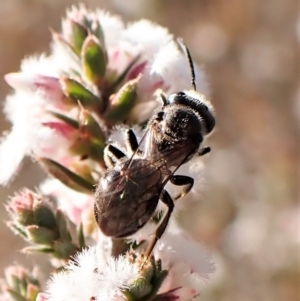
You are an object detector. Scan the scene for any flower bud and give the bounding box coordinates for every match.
[6,189,84,260]
[6,190,35,226]
[2,265,40,301]
[123,254,168,301]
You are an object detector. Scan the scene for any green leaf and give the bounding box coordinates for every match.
[56,209,72,241]
[5,288,28,301]
[26,284,40,301]
[53,240,78,259]
[51,30,80,63]
[77,222,86,249]
[34,203,57,230]
[139,270,168,301]
[73,107,106,160]
[7,222,28,239]
[79,107,106,141]
[39,158,95,194]
[26,225,58,245]
[104,76,140,123]
[48,110,79,129]
[109,55,141,92]
[60,76,102,110]
[21,245,54,254]
[91,19,105,47]
[81,35,107,85]
[67,19,89,55]
[15,209,35,227]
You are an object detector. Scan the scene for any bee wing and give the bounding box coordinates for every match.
[95,159,163,238]
[94,126,198,238]
[98,127,199,189]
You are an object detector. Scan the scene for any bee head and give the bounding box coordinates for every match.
[168,39,216,135]
[167,90,215,135]
[160,105,203,142]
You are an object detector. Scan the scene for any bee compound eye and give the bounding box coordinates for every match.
[168,92,184,104]
[176,91,185,97]
[156,111,164,120]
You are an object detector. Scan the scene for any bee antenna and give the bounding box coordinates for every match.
[177,38,196,91]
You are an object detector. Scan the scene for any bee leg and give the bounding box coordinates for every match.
[198,146,211,157]
[170,175,194,201]
[125,129,139,153]
[104,144,127,168]
[145,189,174,258]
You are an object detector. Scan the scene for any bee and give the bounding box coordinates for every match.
[94,39,215,257]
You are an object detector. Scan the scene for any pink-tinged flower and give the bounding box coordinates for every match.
[1,264,41,301]
[0,87,78,184]
[0,4,209,186]
[6,188,34,214]
[6,189,40,229]
[5,73,64,105]
[156,287,197,301]
[36,293,48,301]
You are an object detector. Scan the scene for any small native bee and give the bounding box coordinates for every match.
[94,39,215,257]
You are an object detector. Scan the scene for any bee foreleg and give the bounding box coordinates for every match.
[125,129,139,154]
[104,144,127,168]
[145,189,174,258]
[170,175,194,200]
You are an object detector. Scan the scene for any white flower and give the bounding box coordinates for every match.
[156,232,215,278]
[152,232,215,301]
[46,246,140,301]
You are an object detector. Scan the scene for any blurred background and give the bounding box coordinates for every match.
[0,0,298,300]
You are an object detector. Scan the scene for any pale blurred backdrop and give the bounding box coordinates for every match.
[0,1,299,300]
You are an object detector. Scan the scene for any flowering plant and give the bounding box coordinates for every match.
[0,5,214,301]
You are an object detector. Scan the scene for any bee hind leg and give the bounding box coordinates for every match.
[198,146,211,156]
[145,189,174,258]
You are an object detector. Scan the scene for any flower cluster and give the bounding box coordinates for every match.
[0,4,214,301]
